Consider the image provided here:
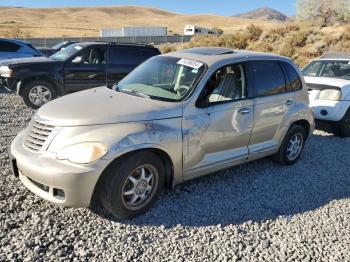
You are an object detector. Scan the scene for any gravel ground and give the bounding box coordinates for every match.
[1,90,350,261]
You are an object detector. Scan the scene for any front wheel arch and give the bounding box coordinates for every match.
[92,148,174,202]
[19,76,62,97]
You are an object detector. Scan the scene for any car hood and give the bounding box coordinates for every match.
[304,76,350,89]
[0,56,57,66]
[36,86,183,126]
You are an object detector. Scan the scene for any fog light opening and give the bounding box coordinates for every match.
[320,109,328,116]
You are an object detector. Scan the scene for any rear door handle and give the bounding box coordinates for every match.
[285,99,294,106]
[238,108,251,115]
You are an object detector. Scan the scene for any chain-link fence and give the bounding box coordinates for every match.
[21,35,193,47]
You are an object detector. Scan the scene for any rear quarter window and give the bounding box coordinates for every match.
[250,60,286,97]
[281,62,303,91]
[0,41,21,52]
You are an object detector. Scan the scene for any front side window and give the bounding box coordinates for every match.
[282,62,302,91]
[250,61,286,97]
[51,44,83,61]
[203,63,247,104]
[116,56,206,102]
[73,47,107,65]
[302,60,350,80]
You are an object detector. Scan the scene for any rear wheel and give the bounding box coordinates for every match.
[22,80,57,109]
[274,124,306,165]
[97,152,164,220]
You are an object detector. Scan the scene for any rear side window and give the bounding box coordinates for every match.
[109,46,142,65]
[0,41,20,52]
[282,62,302,91]
[139,48,160,61]
[250,61,286,97]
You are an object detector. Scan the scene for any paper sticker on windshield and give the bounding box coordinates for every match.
[74,46,83,51]
[177,59,203,69]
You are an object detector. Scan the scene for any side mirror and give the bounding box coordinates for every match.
[72,56,82,64]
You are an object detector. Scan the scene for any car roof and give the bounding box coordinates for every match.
[73,42,157,49]
[319,52,350,60]
[164,47,291,66]
[0,38,30,45]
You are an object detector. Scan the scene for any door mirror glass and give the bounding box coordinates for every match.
[72,56,82,64]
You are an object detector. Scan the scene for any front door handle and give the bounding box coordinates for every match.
[238,108,251,115]
[285,99,294,106]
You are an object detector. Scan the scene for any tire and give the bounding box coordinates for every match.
[97,152,165,220]
[273,124,306,165]
[333,108,350,137]
[22,80,57,109]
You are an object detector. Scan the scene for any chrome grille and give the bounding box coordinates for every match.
[24,120,56,151]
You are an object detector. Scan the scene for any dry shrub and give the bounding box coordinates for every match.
[245,24,263,41]
[249,41,274,52]
[160,43,178,53]
[285,30,309,48]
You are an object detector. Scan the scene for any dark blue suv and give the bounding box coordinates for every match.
[0,38,42,60]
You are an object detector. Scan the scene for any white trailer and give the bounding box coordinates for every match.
[100,27,167,37]
[184,25,218,36]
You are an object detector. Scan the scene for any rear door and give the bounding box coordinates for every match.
[106,45,143,87]
[63,45,108,92]
[247,60,294,156]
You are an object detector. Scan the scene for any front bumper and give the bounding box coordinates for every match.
[9,131,109,207]
[309,100,349,122]
[0,77,18,91]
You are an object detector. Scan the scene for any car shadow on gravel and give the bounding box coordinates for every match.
[92,132,350,228]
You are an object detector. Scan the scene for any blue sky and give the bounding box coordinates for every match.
[0,0,297,16]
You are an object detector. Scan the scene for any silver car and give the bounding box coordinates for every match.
[9,47,315,219]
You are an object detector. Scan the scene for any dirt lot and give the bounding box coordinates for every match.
[0,91,350,261]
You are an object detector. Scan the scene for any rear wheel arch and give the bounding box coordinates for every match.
[290,119,311,139]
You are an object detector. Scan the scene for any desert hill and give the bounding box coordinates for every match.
[233,7,289,22]
[0,5,278,37]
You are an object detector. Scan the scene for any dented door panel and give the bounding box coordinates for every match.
[182,100,253,179]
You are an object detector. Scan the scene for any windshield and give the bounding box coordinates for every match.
[302,60,350,80]
[52,42,68,50]
[51,44,83,61]
[116,56,206,101]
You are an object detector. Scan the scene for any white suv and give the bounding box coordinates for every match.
[302,53,350,137]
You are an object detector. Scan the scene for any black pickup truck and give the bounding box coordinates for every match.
[0,42,160,108]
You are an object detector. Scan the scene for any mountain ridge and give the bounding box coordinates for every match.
[233,7,289,22]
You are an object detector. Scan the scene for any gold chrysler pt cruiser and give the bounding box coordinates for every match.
[9,47,315,219]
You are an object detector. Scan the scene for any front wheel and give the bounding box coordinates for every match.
[333,108,350,137]
[97,152,164,220]
[274,124,306,165]
[22,80,57,109]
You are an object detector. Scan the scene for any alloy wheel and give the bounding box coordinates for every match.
[286,133,303,161]
[121,164,158,210]
[28,85,52,106]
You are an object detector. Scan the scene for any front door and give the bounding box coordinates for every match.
[183,62,254,179]
[247,60,295,156]
[64,45,108,92]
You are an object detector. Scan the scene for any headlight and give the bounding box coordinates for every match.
[0,66,13,77]
[57,142,108,164]
[319,89,341,101]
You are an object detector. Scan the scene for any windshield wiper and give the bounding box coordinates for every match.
[120,89,150,98]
